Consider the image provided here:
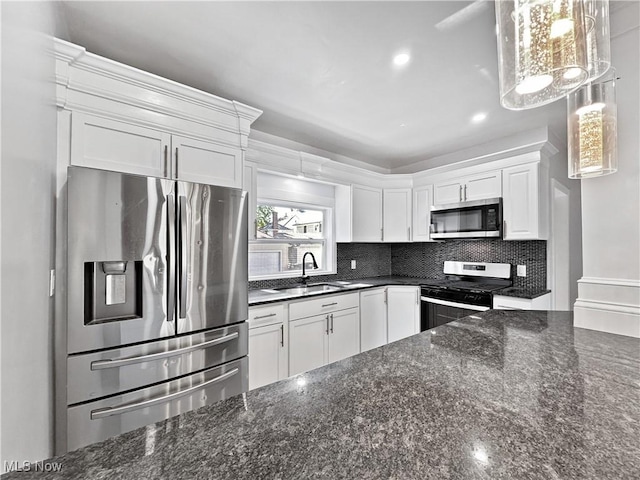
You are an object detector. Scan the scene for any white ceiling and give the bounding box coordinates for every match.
[58,1,568,171]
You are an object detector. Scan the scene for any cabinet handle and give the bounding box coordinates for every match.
[322,302,338,308]
[330,313,334,334]
[254,219,258,238]
[407,227,411,240]
[459,185,462,202]
[503,220,507,238]
[384,289,388,304]
[253,313,277,320]
[280,324,284,347]
[381,228,384,241]
[163,145,168,177]
[325,315,330,335]
[464,184,467,201]
[175,147,179,179]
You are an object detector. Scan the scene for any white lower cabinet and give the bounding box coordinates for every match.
[248,304,288,390]
[289,293,360,376]
[387,286,420,343]
[289,307,360,376]
[360,288,387,352]
[492,293,551,310]
[289,314,328,376]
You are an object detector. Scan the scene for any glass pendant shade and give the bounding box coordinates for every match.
[567,68,617,178]
[496,0,589,110]
[583,0,611,81]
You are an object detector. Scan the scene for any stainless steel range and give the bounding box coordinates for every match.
[420,261,512,331]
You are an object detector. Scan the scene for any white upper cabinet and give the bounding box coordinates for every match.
[243,163,258,240]
[70,113,170,178]
[171,136,242,188]
[71,113,243,187]
[464,170,502,201]
[502,162,548,240]
[434,170,501,205]
[434,179,463,205]
[412,185,434,242]
[351,185,383,242]
[56,40,261,189]
[383,188,412,242]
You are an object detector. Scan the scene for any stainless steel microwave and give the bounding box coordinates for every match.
[430,198,502,239]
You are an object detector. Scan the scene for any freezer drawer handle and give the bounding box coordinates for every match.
[90,332,239,371]
[90,367,239,420]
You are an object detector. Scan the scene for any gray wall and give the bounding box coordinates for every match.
[1,1,66,469]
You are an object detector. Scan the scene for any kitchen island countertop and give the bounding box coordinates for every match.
[5,310,639,479]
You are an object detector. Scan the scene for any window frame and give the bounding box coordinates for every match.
[249,198,336,281]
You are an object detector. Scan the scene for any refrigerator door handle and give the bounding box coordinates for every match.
[90,332,239,370]
[178,195,188,319]
[90,367,239,420]
[166,192,176,324]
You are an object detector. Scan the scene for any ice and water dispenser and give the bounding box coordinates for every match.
[84,260,143,325]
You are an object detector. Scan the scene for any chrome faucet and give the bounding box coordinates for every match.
[301,251,318,284]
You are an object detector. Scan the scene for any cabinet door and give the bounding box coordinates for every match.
[71,112,170,177]
[172,135,242,188]
[244,163,257,240]
[352,185,383,242]
[412,185,434,242]
[289,314,328,376]
[360,289,387,352]
[328,307,360,363]
[502,163,544,240]
[464,170,502,201]
[383,188,412,242]
[387,286,420,343]
[434,180,463,205]
[248,323,287,390]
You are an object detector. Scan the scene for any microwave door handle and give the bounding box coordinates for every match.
[90,367,239,420]
[166,192,176,325]
[178,196,188,319]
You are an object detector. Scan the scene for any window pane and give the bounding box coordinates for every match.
[256,205,324,240]
[249,242,324,277]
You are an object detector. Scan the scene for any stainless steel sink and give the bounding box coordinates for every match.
[273,283,341,296]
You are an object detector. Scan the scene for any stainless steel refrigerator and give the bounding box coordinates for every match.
[64,166,248,451]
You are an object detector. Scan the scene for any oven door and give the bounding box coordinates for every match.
[430,198,502,239]
[420,297,489,331]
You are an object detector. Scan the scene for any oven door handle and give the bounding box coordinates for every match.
[420,296,490,312]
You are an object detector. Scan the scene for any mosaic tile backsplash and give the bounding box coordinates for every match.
[249,240,546,290]
[390,240,547,290]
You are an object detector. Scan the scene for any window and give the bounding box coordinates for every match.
[249,203,332,279]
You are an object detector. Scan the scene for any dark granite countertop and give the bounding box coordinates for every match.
[249,275,428,306]
[494,287,551,299]
[6,311,639,479]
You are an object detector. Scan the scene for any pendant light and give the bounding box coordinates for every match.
[496,0,589,110]
[567,68,617,178]
[583,0,611,80]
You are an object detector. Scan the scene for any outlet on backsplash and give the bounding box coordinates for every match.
[517,265,527,277]
[351,260,356,269]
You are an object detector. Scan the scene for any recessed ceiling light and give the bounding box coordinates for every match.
[471,112,487,123]
[399,123,406,127]
[393,52,411,66]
